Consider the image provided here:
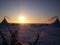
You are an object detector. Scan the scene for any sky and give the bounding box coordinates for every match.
[0,0,60,23]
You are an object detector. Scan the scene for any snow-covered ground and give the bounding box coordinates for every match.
[0,23,60,45]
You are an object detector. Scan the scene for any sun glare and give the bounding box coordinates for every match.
[19,16,25,23]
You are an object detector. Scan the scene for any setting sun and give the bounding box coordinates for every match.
[19,16,26,23]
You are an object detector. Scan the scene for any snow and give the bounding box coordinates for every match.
[0,17,60,45]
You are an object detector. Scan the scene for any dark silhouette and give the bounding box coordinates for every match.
[33,33,39,45]
[28,33,39,45]
[51,16,60,27]
[0,30,8,45]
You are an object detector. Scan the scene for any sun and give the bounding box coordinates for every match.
[19,16,25,23]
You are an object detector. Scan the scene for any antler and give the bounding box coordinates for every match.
[28,33,39,45]
[33,33,39,45]
[7,24,22,45]
[0,30,8,45]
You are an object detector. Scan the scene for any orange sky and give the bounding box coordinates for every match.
[0,16,56,24]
